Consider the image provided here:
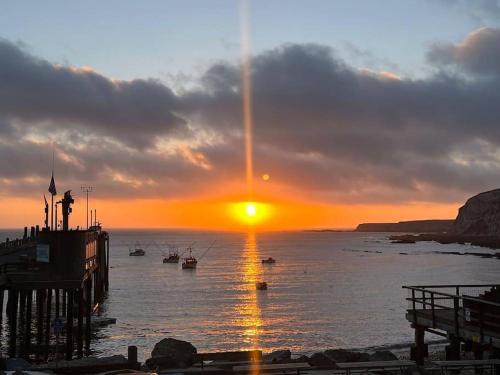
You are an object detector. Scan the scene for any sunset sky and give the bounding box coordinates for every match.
[2,1,500,230]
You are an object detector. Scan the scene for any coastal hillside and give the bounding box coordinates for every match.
[355,220,454,233]
[453,188,500,235]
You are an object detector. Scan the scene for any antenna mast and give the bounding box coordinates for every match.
[81,186,93,229]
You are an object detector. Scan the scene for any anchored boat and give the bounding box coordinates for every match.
[163,252,180,263]
[262,257,276,264]
[256,281,268,290]
[129,248,145,256]
[182,248,198,269]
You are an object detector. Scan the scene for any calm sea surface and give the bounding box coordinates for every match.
[2,229,500,359]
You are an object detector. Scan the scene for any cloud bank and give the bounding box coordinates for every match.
[1,30,500,206]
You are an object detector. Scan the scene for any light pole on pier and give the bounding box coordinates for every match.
[81,186,93,229]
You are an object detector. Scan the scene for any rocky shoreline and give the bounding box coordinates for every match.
[389,233,500,254]
[3,337,449,374]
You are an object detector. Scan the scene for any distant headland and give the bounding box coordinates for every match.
[355,220,454,233]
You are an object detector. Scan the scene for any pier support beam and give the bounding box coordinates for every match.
[8,289,19,358]
[24,290,32,357]
[411,324,427,366]
[65,289,74,360]
[62,290,66,318]
[45,289,52,360]
[446,335,461,360]
[36,289,45,358]
[85,277,92,355]
[55,289,60,318]
[77,288,84,358]
[0,288,5,325]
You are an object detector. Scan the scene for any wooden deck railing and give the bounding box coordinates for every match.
[403,284,500,341]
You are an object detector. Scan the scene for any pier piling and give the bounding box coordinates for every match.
[77,288,84,358]
[8,289,19,358]
[25,290,32,357]
[45,288,52,360]
[85,277,92,355]
[66,289,74,360]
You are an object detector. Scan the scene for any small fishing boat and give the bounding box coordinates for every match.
[262,257,276,264]
[182,248,197,269]
[256,281,268,290]
[163,252,180,263]
[129,248,145,256]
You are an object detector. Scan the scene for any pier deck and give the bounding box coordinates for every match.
[403,284,500,364]
[0,219,110,360]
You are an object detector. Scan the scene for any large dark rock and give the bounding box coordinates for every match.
[453,189,500,235]
[263,350,291,364]
[147,338,197,369]
[324,349,370,362]
[369,350,398,361]
[308,352,337,368]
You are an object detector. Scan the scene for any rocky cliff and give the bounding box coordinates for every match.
[355,220,454,233]
[453,188,500,235]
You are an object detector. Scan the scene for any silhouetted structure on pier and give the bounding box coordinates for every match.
[0,190,110,361]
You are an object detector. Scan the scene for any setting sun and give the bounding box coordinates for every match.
[231,201,272,226]
[245,203,257,216]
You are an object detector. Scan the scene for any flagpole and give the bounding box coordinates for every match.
[50,144,55,230]
[51,194,54,230]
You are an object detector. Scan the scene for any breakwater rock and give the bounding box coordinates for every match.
[389,233,500,252]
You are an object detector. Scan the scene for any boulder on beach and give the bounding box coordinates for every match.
[263,349,291,364]
[146,338,197,369]
[324,349,370,362]
[369,350,398,361]
[308,352,337,368]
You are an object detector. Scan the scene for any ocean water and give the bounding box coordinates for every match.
[94,230,500,359]
[1,229,500,360]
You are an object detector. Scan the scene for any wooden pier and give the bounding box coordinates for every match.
[404,284,500,365]
[0,190,110,361]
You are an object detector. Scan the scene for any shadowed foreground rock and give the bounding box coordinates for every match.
[263,349,292,364]
[324,349,370,362]
[308,352,338,368]
[146,338,197,370]
[369,350,398,361]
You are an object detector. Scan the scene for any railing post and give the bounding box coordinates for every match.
[412,289,417,324]
[431,292,436,328]
[454,296,460,337]
[479,303,484,343]
[423,291,427,310]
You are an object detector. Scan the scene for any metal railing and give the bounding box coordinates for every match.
[403,284,500,342]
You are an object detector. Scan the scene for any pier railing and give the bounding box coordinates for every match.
[403,284,500,341]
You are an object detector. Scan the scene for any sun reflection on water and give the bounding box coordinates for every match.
[235,231,263,349]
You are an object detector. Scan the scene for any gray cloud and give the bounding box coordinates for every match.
[427,27,500,75]
[2,36,500,206]
[0,38,186,149]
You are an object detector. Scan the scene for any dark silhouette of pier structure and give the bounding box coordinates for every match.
[0,190,110,361]
[404,284,500,365]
